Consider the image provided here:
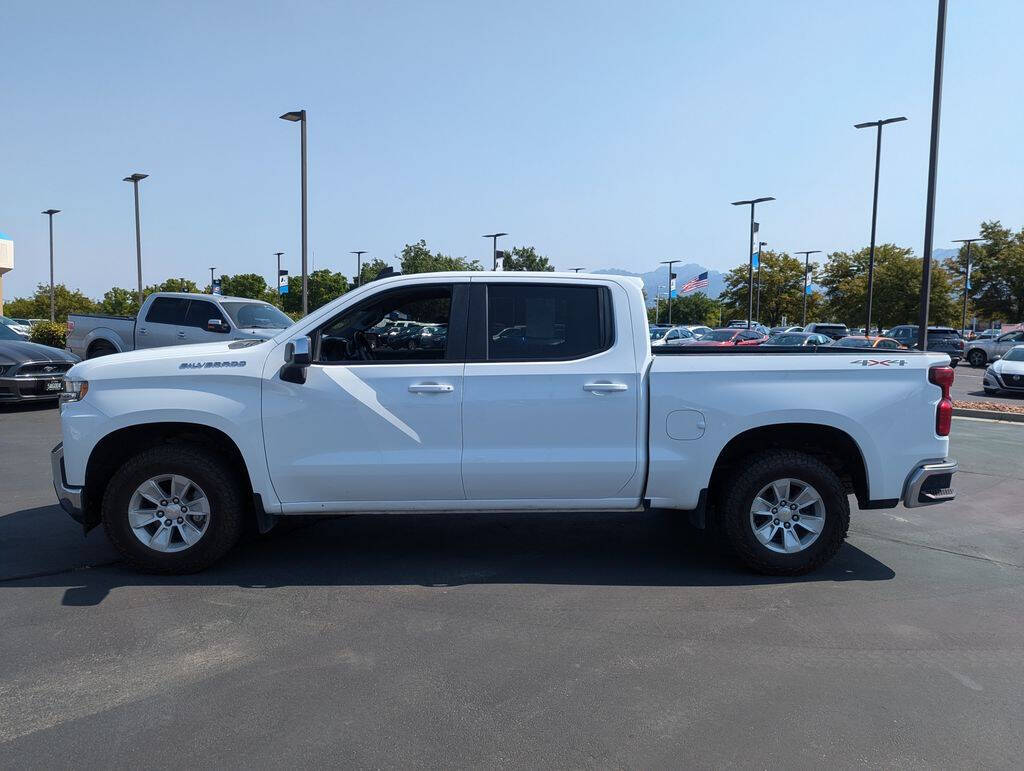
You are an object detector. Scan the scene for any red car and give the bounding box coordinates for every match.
[684,328,768,346]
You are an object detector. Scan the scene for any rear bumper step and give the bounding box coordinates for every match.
[902,459,957,508]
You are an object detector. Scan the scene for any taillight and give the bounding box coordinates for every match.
[66,320,75,332]
[929,365,954,436]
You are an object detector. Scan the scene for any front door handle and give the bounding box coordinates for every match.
[408,383,454,393]
[584,382,628,393]
[138,328,148,335]
[177,331,187,339]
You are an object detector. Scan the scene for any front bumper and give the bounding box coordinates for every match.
[902,459,958,508]
[51,443,86,524]
[986,369,1024,392]
[0,374,65,401]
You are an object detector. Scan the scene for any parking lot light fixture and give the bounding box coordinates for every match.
[952,237,984,338]
[482,233,507,270]
[41,209,60,321]
[795,250,821,326]
[279,110,308,314]
[123,173,148,307]
[855,116,906,334]
[731,197,774,328]
[350,251,367,286]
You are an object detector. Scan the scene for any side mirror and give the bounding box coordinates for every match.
[207,318,230,333]
[281,336,311,383]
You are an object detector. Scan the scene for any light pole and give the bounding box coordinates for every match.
[952,237,983,337]
[274,252,284,299]
[482,233,507,270]
[280,110,308,315]
[731,197,774,329]
[41,209,60,321]
[795,250,821,327]
[209,267,216,291]
[123,173,148,307]
[755,241,767,322]
[656,284,666,324]
[855,116,906,334]
[660,260,679,326]
[917,0,948,351]
[569,267,585,273]
[350,251,367,286]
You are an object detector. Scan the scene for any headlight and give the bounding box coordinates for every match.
[60,379,89,403]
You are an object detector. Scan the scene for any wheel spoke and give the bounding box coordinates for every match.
[177,520,204,546]
[171,475,192,501]
[771,479,790,504]
[793,486,820,509]
[136,479,167,506]
[782,527,803,552]
[754,521,777,546]
[128,509,160,528]
[796,515,824,534]
[752,496,775,517]
[186,496,210,514]
[149,524,172,550]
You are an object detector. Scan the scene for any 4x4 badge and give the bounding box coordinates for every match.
[850,359,907,367]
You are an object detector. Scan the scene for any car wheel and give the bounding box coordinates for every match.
[968,349,987,367]
[87,341,118,359]
[101,444,246,573]
[718,450,849,576]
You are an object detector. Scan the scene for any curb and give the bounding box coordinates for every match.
[953,407,1024,424]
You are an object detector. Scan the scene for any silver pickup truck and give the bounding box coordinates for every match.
[66,292,293,359]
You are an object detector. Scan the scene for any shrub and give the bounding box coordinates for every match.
[29,321,67,349]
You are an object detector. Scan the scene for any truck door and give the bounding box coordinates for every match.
[181,299,230,345]
[137,297,189,349]
[461,279,641,502]
[262,281,468,506]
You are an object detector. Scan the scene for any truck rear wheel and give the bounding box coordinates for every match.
[101,445,246,573]
[87,341,117,359]
[719,450,849,575]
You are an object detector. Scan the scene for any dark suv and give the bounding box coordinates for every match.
[888,325,963,366]
[803,323,849,341]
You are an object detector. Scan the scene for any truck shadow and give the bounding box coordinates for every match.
[1,508,894,606]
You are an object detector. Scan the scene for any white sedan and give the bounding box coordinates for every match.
[983,345,1024,396]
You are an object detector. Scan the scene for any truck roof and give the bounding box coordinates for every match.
[147,292,275,304]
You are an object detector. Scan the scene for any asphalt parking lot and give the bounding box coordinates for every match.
[952,362,1024,407]
[1,404,1022,768]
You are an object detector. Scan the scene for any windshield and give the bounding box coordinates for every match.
[832,337,869,347]
[220,302,293,329]
[702,330,737,342]
[814,325,848,335]
[0,324,23,340]
[767,334,807,346]
[1003,347,1024,362]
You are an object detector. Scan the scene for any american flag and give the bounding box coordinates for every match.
[681,271,709,293]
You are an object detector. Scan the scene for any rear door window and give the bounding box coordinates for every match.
[145,298,189,325]
[486,284,612,361]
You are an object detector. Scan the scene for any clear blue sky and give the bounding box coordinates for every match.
[2,0,1021,299]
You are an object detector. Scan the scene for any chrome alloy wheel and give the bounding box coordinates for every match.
[128,474,211,553]
[749,477,826,554]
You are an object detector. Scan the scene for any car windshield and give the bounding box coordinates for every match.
[814,325,848,335]
[220,302,293,329]
[0,324,23,340]
[767,334,807,346]
[1003,348,1024,362]
[702,330,737,342]
[832,337,870,347]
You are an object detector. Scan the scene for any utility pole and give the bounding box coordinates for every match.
[795,250,821,327]
[660,260,679,326]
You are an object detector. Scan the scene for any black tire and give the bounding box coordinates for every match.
[967,349,987,368]
[718,450,849,576]
[87,341,117,359]
[101,444,246,573]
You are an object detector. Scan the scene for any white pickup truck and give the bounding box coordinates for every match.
[66,292,294,359]
[51,272,958,575]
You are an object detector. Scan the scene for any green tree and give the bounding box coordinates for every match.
[282,268,349,315]
[399,240,482,274]
[358,258,392,285]
[99,287,140,316]
[717,250,814,326]
[4,283,97,322]
[943,220,1024,324]
[649,292,720,326]
[503,246,554,271]
[144,277,201,296]
[218,273,275,302]
[818,244,958,329]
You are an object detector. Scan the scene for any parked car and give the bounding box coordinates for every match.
[983,345,1024,395]
[651,326,695,347]
[0,323,80,403]
[763,332,832,347]
[66,292,294,359]
[726,320,770,336]
[769,326,804,335]
[0,315,31,338]
[962,330,1024,368]
[53,272,957,576]
[887,325,964,366]
[682,325,713,339]
[802,323,849,341]
[685,328,768,346]
[828,336,905,350]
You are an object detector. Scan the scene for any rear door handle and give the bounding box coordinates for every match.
[177,331,187,339]
[408,383,454,393]
[584,382,628,392]
[138,328,148,335]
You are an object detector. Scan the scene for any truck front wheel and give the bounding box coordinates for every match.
[719,450,849,575]
[101,445,246,573]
